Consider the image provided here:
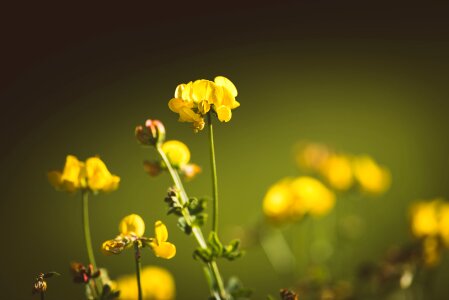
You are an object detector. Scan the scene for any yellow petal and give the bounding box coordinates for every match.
[47,171,63,190]
[161,140,191,167]
[215,105,232,122]
[178,107,202,123]
[152,242,176,259]
[181,81,194,101]
[198,100,211,115]
[214,76,238,97]
[119,214,146,237]
[61,155,84,190]
[192,80,215,103]
[154,220,168,243]
[103,175,120,192]
[174,83,186,98]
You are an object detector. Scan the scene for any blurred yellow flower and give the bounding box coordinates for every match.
[161,140,191,168]
[322,154,354,191]
[352,155,390,194]
[149,221,176,259]
[48,155,86,193]
[410,201,440,237]
[119,214,146,237]
[168,76,239,131]
[86,157,120,193]
[48,155,120,193]
[262,178,295,222]
[439,203,449,247]
[114,266,175,300]
[263,176,336,223]
[291,176,336,217]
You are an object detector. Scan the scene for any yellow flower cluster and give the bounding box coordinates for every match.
[295,142,391,194]
[48,155,120,193]
[113,266,175,300]
[102,214,176,259]
[263,176,336,222]
[410,199,449,246]
[168,76,240,131]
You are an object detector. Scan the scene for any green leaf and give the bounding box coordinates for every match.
[191,213,207,227]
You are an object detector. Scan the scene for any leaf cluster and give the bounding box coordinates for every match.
[193,232,243,263]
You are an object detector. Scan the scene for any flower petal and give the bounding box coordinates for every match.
[47,171,63,190]
[214,76,238,97]
[215,105,232,122]
[154,221,168,243]
[152,242,176,259]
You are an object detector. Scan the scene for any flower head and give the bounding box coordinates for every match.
[114,266,175,300]
[352,155,391,194]
[149,221,177,259]
[168,76,240,131]
[48,155,120,194]
[135,119,166,146]
[161,140,191,168]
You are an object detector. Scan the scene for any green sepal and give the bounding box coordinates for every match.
[193,247,213,263]
[188,197,208,215]
[222,239,244,261]
[208,232,223,257]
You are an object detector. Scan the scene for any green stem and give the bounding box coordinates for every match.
[82,191,97,269]
[40,292,45,300]
[82,191,101,299]
[207,113,219,234]
[134,243,143,300]
[157,146,227,299]
[82,191,97,270]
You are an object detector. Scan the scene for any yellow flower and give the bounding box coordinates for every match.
[101,238,129,255]
[321,154,354,191]
[439,203,449,247]
[119,214,146,237]
[149,221,176,259]
[262,176,336,223]
[262,178,295,222]
[48,155,86,193]
[168,76,239,131]
[86,157,120,193]
[114,266,175,300]
[352,155,390,194]
[290,176,336,216]
[410,200,440,237]
[161,140,191,168]
[48,155,120,193]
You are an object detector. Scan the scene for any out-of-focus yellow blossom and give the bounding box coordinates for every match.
[48,155,120,193]
[149,221,176,259]
[48,155,86,193]
[291,176,336,217]
[295,142,332,173]
[410,201,440,237]
[119,214,146,237]
[263,178,295,222]
[161,140,190,168]
[85,157,120,193]
[168,76,239,131]
[322,154,354,191]
[263,176,336,223]
[180,163,202,181]
[352,155,390,194]
[114,266,175,300]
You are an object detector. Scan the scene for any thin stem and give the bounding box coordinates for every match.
[82,191,97,269]
[134,243,143,300]
[40,292,45,300]
[207,113,219,234]
[157,146,227,299]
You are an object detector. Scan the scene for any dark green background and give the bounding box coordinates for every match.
[1,2,449,299]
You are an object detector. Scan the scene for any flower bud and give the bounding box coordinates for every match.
[135,119,166,146]
[33,278,47,293]
[143,160,162,177]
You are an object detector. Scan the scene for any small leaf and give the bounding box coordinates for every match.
[208,232,223,257]
[193,248,213,263]
[177,217,192,235]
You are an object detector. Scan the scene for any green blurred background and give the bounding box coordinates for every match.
[1,2,449,299]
